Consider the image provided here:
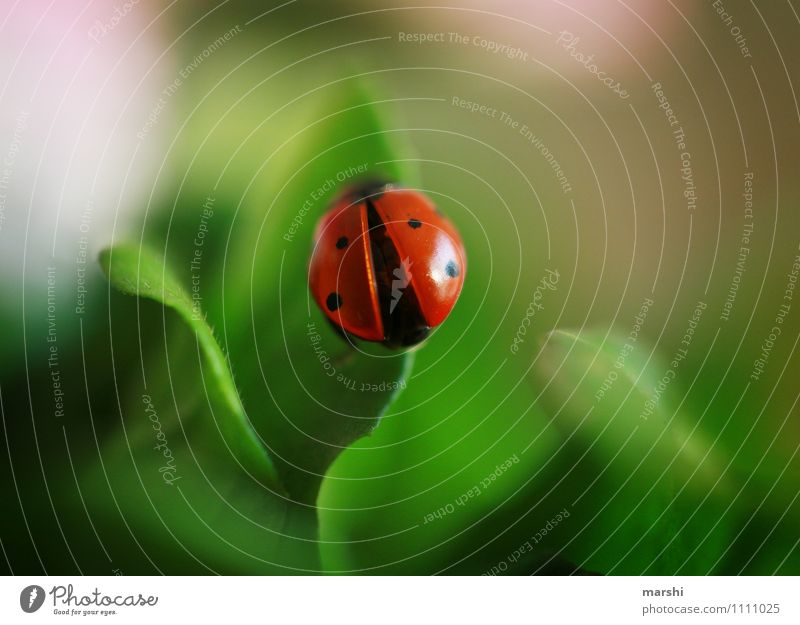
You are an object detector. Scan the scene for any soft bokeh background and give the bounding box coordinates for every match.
[1,0,799,574]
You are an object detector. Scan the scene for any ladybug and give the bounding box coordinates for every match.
[309,181,466,348]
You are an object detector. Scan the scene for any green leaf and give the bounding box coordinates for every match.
[102,80,417,506]
[99,244,283,493]
[77,298,319,573]
[207,77,418,503]
[88,76,417,574]
[535,329,731,495]
[533,329,735,573]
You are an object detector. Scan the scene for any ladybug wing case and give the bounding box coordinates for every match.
[373,190,466,328]
[308,200,384,341]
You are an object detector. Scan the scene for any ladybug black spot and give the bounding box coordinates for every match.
[335,236,348,249]
[326,292,343,311]
[445,260,459,278]
[408,218,422,229]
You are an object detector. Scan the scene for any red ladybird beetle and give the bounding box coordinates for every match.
[309,181,466,348]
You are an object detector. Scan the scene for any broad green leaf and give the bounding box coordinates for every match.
[75,297,320,573]
[209,77,418,503]
[533,329,735,573]
[535,329,731,496]
[99,244,282,493]
[89,77,417,573]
